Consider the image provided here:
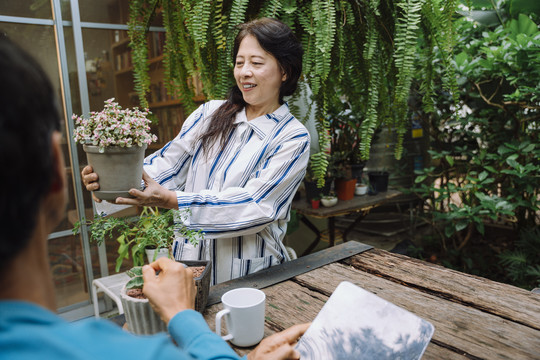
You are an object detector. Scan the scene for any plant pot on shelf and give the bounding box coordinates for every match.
[321,195,338,207]
[335,178,357,201]
[83,144,147,201]
[145,247,170,264]
[121,259,212,335]
[303,179,333,204]
[368,171,389,193]
[311,199,320,209]
[355,183,368,196]
[120,284,166,335]
[350,162,366,183]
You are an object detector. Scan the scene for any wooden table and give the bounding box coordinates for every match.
[203,241,540,359]
[291,189,402,255]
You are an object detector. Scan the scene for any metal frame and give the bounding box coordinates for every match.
[0,1,164,319]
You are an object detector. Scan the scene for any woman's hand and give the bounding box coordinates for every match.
[142,258,195,324]
[114,170,178,209]
[81,165,102,203]
[248,323,311,360]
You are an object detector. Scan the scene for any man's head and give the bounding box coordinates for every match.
[0,36,62,265]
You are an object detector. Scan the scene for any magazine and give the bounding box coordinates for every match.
[296,281,434,359]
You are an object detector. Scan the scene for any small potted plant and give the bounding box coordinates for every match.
[120,262,211,335]
[73,98,158,201]
[311,196,321,209]
[77,206,202,272]
[321,193,338,207]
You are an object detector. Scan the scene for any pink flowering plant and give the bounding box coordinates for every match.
[73,98,157,152]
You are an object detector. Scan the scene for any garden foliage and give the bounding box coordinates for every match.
[412,0,539,288]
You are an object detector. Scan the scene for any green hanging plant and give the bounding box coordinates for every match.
[127,0,458,186]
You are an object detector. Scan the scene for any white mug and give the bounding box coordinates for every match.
[215,288,266,347]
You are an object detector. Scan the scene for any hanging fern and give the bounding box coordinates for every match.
[127,0,457,183]
[127,0,160,108]
[260,0,283,18]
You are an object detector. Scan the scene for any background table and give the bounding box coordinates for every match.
[291,189,402,255]
[204,241,540,359]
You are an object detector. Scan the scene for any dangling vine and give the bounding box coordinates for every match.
[128,0,457,184]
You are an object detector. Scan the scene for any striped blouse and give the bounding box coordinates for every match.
[144,100,310,285]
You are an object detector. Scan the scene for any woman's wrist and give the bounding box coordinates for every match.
[165,189,179,209]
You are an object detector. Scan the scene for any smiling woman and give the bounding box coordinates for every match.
[82,18,310,285]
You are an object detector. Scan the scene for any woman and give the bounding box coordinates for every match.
[82,18,309,285]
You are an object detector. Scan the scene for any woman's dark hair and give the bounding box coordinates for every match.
[199,17,303,153]
[0,36,61,263]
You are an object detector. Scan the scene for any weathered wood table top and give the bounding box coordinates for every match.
[203,241,540,359]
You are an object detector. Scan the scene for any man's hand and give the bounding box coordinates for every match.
[142,258,195,325]
[114,170,178,209]
[81,165,102,202]
[248,323,311,360]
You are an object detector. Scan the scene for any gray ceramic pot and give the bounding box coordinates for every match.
[120,285,166,335]
[121,259,212,335]
[83,144,146,201]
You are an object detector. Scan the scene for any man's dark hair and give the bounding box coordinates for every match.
[199,17,304,153]
[0,37,61,263]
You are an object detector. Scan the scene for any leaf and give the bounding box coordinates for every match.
[126,276,144,289]
[456,220,469,232]
[456,10,501,27]
[509,14,539,38]
[445,155,454,166]
[478,171,488,182]
[509,0,540,18]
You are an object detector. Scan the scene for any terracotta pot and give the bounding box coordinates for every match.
[335,178,357,201]
[311,199,320,209]
[83,144,147,201]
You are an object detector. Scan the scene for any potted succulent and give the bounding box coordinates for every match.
[121,262,211,335]
[321,194,338,207]
[73,98,158,201]
[77,206,202,272]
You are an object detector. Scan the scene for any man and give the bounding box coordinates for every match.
[0,36,307,360]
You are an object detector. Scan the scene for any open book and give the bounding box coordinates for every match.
[296,281,434,359]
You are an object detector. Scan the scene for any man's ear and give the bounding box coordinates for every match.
[49,131,65,193]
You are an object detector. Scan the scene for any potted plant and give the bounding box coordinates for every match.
[368,170,390,194]
[78,206,202,272]
[73,98,158,201]
[321,194,338,208]
[121,262,211,335]
[311,196,321,209]
[355,183,368,196]
[328,151,357,201]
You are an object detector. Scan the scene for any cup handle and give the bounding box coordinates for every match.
[215,309,233,341]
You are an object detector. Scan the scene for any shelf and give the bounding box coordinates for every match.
[149,99,181,108]
[111,37,130,49]
[114,66,134,76]
[148,95,205,109]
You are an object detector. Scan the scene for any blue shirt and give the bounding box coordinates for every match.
[0,301,242,360]
[144,101,310,285]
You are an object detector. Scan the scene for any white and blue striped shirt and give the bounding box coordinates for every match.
[144,100,310,285]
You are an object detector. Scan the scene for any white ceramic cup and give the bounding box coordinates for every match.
[215,288,266,347]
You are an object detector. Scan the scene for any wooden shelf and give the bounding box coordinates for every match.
[149,99,181,108]
[114,66,134,76]
[111,37,130,49]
